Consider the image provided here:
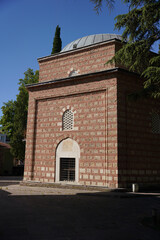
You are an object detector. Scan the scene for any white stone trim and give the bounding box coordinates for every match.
[67,68,80,77]
[55,138,80,183]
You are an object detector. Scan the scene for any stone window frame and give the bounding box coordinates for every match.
[57,106,78,131]
[55,138,80,183]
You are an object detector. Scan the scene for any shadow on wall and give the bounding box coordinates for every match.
[0,142,13,176]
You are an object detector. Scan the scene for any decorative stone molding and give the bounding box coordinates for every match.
[67,68,80,77]
[55,138,80,183]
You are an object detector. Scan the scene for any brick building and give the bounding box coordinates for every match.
[24,34,160,188]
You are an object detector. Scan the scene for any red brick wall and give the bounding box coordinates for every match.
[25,39,160,189]
[117,72,160,187]
[38,41,116,83]
[24,74,118,188]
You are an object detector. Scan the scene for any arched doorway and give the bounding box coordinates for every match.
[56,138,80,183]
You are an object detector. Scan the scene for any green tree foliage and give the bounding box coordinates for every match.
[0,100,16,138]
[51,25,62,54]
[143,49,160,98]
[0,68,39,161]
[90,0,160,98]
[90,0,115,12]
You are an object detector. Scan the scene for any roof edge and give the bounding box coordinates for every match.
[38,38,122,63]
[26,67,140,90]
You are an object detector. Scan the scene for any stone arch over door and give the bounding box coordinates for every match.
[56,138,80,183]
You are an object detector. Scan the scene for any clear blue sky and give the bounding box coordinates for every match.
[0,0,158,117]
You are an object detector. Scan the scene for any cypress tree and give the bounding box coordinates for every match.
[51,25,62,54]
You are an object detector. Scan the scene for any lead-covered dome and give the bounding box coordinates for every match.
[61,34,122,52]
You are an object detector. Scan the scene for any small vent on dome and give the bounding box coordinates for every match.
[73,44,77,49]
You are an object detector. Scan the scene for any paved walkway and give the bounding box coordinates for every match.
[0,178,159,240]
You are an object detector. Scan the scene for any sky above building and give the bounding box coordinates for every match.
[0,0,158,117]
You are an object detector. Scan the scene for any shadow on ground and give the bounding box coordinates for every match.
[0,183,159,240]
[0,176,23,187]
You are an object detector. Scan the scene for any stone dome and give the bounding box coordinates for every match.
[61,33,122,52]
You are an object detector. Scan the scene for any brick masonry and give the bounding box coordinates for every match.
[24,39,160,188]
[117,72,160,187]
[38,41,118,82]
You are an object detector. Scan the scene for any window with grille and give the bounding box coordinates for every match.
[152,113,160,133]
[60,158,75,181]
[62,110,74,130]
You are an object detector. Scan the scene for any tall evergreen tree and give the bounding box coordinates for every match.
[90,0,115,12]
[51,25,62,54]
[90,0,160,98]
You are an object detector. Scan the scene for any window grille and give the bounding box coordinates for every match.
[62,110,74,130]
[60,158,75,181]
[152,113,160,133]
